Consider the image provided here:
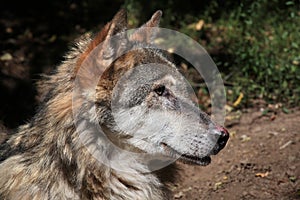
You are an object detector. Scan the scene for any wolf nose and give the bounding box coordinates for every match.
[216,126,229,149]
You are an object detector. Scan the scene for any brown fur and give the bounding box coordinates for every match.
[0,9,175,200]
[77,22,111,69]
[0,9,229,200]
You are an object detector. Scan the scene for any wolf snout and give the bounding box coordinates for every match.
[210,125,229,154]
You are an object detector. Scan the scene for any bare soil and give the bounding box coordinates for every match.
[171,109,300,200]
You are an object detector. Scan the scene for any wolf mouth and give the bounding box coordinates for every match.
[160,143,211,166]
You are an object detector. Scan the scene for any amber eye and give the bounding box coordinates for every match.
[154,85,165,96]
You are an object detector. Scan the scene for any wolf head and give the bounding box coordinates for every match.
[75,9,229,167]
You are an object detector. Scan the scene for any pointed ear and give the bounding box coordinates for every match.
[129,10,162,43]
[76,9,128,71]
[101,8,128,65]
[106,8,128,36]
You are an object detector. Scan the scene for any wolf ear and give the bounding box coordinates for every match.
[106,8,128,36]
[100,9,129,66]
[77,9,128,70]
[129,10,162,43]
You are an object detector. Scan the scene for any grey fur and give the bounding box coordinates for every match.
[0,9,228,200]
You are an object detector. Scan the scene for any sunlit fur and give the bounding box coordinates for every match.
[0,9,227,199]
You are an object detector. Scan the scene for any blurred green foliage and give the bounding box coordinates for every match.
[124,0,300,107]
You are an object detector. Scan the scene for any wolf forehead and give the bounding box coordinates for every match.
[112,62,185,106]
[113,54,179,87]
[95,48,180,98]
[94,52,182,114]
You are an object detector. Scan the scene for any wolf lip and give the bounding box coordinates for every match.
[160,143,211,166]
[179,154,211,166]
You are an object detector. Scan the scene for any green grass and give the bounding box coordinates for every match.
[212,0,300,106]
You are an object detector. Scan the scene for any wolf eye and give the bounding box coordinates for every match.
[154,85,165,96]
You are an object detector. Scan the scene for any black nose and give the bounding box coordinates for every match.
[216,126,229,150]
[210,125,229,155]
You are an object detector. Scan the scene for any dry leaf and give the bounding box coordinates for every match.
[187,19,205,31]
[214,181,223,190]
[195,20,204,30]
[174,191,183,199]
[0,53,13,61]
[233,92,244,107]
[241,134,251,142]
[255,172,269,177]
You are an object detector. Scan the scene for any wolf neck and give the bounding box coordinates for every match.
[72,117,168,199]
[17,100,167,199]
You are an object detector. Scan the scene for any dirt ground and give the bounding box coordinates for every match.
[171,109,300,200]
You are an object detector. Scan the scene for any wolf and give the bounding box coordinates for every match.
[0,9,229,199]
